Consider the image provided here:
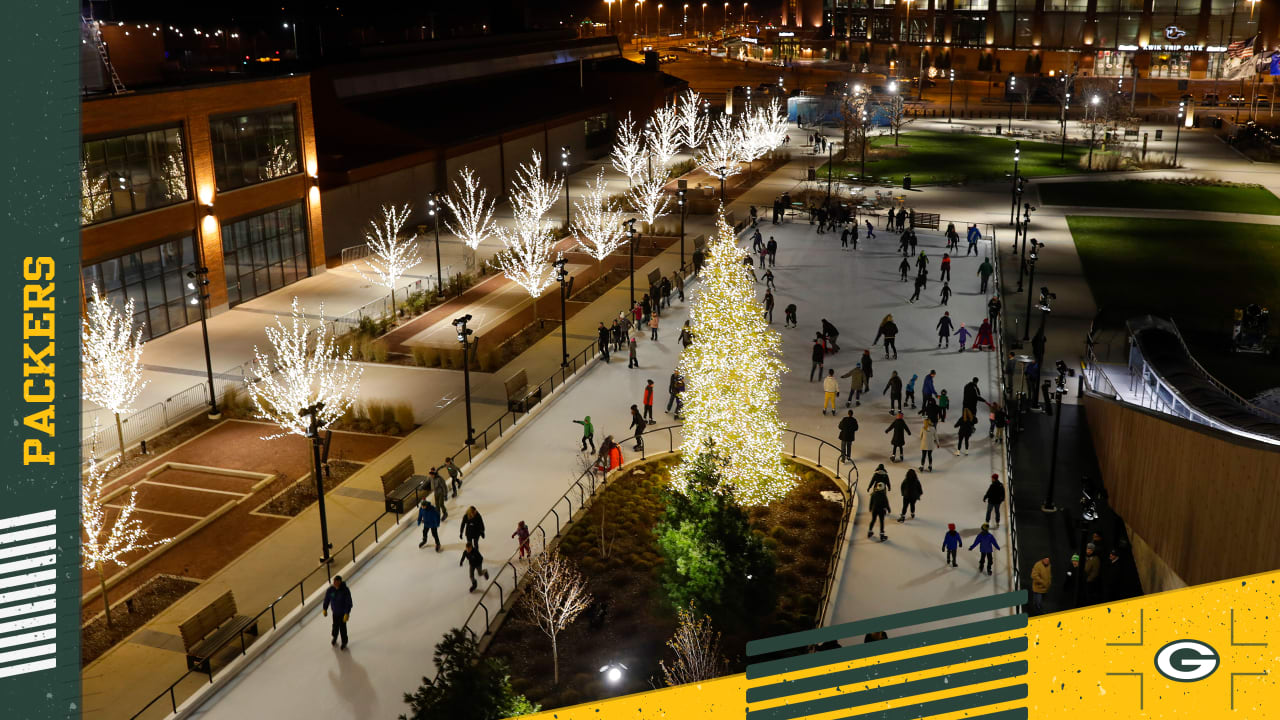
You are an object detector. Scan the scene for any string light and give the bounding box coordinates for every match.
[572,169,629,261]
[356,203,421,309]
[82,285,149,458]
[674,211,793,505]
[495,151,562,297]
[626,158,672,233]
[645,103,683,170]
[696,113,747,184]
[443,166,497,250]
[610,112,646,185]
[677,88,709,149]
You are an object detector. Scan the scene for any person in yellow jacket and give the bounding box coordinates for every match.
[822,369,840,415]
[1031,556,1053,613]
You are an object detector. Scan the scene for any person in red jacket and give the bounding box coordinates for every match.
[939,253,952,282]
[643,379,656,424]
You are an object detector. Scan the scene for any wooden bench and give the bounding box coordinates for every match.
[179,590,258,674]
[381,456,428,514]
[505,369,543,414]
[913,212,941,230]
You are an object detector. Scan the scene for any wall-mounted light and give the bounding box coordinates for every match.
[203,203,215,216]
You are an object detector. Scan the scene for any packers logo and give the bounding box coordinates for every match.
[1154,640,1220,682]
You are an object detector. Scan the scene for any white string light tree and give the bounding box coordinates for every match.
[443,167,497,270]
[674,211,793,505]
[357,203,421,312]
[518,552,593,686]
[610,112,646,187]
[82,423,170,628]
[696,113,747,199]
[646,103,683,171]
[677,89,708,150]
[82,285,149,460]
[572,169,629,261]
[754,98,790,164]
[626,158,673,235]
[495,150,562,297]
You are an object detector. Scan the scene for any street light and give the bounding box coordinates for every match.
[560,145,572,228]
[948,68,955,123]
[701,2,707,36]
[283,21,298,59]
[453,315,476,445]
[1015,200,1034,292]
[715,165,728,200]
[657,3,663,35]
[1007,73,1016,132]
[1087,95,1100,170]
[427,193,445,296]
[300,402,333,563]
[723,1,729,34]
[554,258,572,368]
[1174,98,1185,166]
[606,0,615,34]
[1059,75,1073,163]
[1022,240,1040,341]
[677,189,688,271]
[624,218,638,306]
[1041,363,1067,512]
[185,268,220,419]
[1009,140,1020,225]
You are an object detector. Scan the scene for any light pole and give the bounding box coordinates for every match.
[641,0,648,36]
[723,1,728,34]
[1087,95,1099,170]
[185,268,220,419]
[624,218,638,306]
[1007,73,1016,132]
[606,0,614,34]
[658,3,663,35]
[860,103,869,180]
[742,1,749,26]
[453,315,476,445]
[888,80,901,146]
[300,403,333,564]
[1015,202,1033,292]
[560,145,572,228]
[283,22,298,59]
[1174,98,1185,166]
[1022,242,1040,341]
[677,189,687,271]
[825,137,834,203]
[701,2,707,36]
[1041,369,1066,513]
[948,68,955,123]
[1059,76,1072,164]
[715,165,728,200]
[1009,141,1020,225]
[554,258,571,367]
[684,3,689,35]
[427,193,444,296]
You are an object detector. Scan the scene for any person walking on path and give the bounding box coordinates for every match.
[1031,557,1053,613]
[432,469,449,522]
[898,257,912,282]
[810,335,826,381]
[598,322,611,362]
[666,371,683,414]
[939,281,952,306]
[919,418,938,472]
[922,370,937,402]
[417,499,442,551]
[867,481,892,541]
[1084,544,1103,603]
[323,576,353,649]
[820,369,841,415]
[444,457,463,497]
[628,336,639,368]
[969,523,1000,575]
[842,362,866,407]
[573,415,596,453]
[953,408,976,455]
[860,350,874,392]
[630,405,646,451]
[983,474,1006,527]
[977,258,994,294]
[512,520,532,561]
[460,542,490,592]
[459,506,486,552]
[954,323,971,351]
[764,290,775,323]
[784,303,798,328]
[883,370,903,412]
[873,315,899,359]
[942,523,962,567]
[973,318,996,351]
[643,380,656,424]
[904,373,918,409]
[939,253,952,282]
[885,412,911,461]
[838,410,859,461]
[938,389,950,421]
[649,313,660,341]
[937,312,954,348]
[909,272,926,303]
[898,468,923,521]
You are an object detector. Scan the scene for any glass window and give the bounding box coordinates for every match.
[82,235,199,340]
[219,202,310,306]
[210,106,301,192]
[81,125,189,225]
[953,16,988,46]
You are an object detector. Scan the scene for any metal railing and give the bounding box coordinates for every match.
[988,223,1022,605]
[327,277,428,337]
[1147,315,1280,424]
[457,424,861,649]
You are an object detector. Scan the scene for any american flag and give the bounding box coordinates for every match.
[1227,35,1256,59]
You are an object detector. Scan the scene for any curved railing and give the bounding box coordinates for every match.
[457,424,861,649]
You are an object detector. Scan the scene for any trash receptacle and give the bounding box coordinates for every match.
[807,167,817,181]
[995,125,1002,135]
[1155,129,1163,140]
[903,174,912,191]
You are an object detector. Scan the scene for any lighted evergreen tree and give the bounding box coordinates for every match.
[674,211,792,505]
[400,628,539,720]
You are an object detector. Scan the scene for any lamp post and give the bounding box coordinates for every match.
[701,2,707,36]
[723,1,728,34]
[860,103,869,180]
[825,136,834,203]
[948,68,955,123]
[1041,372,1066,512]
[715,165,728,200]
[427,193,444,295]
[677,189,687,271]
[300,403,333,563]
[624,218,638,306]
[683,3,689,35]
[606,0,614,34]
[1009,141,1020,225]
[185,268,220,419]
[554,258,571,367]
[1059,78,1072,164]
[561,145,572,228]
[1015,201,1034,292]
[1174,98,1185,166]
[283,22,298,59]
[1022,241,1040,341]
[453,315,476,445]
[1087,95,1099,170]
[1007,73,1016,132]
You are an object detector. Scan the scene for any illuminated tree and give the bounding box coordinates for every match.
[518,552,593,686]
[82,425,170,628]
[741,98,788,171]
[660,603,728,686]
[674,211,792,504]
[696,114,746,189]
[677,88,709,150]
[443,167,496,250]
[495,151,562,297]
[839,90,875,179]
[245,298,363,440]
[626,160,672,234]
[82,285,149,459]
[611,112,646,186]
[357,203,422,311]
[879,90,913,146]
[646,103,683,171]
[81,160,110,225]
[572,169,629,261]
[262,142,299,180]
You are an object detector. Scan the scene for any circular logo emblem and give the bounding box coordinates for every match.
[1154,640,1220,682]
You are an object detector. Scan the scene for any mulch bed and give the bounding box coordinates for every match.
[98,414,220,482]
[256,460,363,516]
[484,457,843,710]
[81,574,200,667]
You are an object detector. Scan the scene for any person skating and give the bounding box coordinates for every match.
[766,236,778,266]
[966,224,982,256]
[323,576,354,649]
[822,369,840,415]
[865,218,875,239]
[915,251,929,275]
[945,222,959,252]
[810,335,826,381]
[883,370,903,412]
[919,395,940,425]
[953,408,976,455]
[851,221,859,249]
[512,520,532,561]
[678,320,692,347]
[898,256,911,282]
[937,389,950,421]
[763,268,776,290]
[987,295,1002,332]
[1030,557,1053,613]
[898,209,907,232]
[666,371,683,414]
[838,410,859,461]
[860,350,874,392]
[954,323,971,351]
[919,418,938,472]
[937,312,954,348]
[743,254,758,282]
[922,370,937,402]
[885,412,911,461]
[885,207,896,230]
[969,523,1000,575]
[903,373,918,409]
[942,523,962,567]
[417,499,442,551]
[939,253,952,282]
[643,379,656,424]
[963,377,985,417]
[673,270,685,302]
[460,542,490,592]
[628,336,639,368]
[977,257,994,294]
[573,415,596,453]
[983,474,1005,527]
[990,403,1008,443]
[867,481,891,541]
[973,318,996,351]
[873,315,899,359]
[649,313,660,341]
[939,282,952,306]
[821,318,841,352]
[784,303,798,328]
[459,506,486,552]
[869,463,891,493]
[763,290,775,323]
[431,468,449,521]
[898,468,923,521]
[629,405,646,451]
[444,456,463,497]
[898,229,911,256]
[842,362,865,406]
[692,247,704,277]
[598,321,611,362]
[840,225,850,248]
[909,272,925,303]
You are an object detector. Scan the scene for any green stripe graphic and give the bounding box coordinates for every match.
[833,684,1028,720]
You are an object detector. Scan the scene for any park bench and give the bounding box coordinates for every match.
[505,369,543,414]
[913,212,941,230]
[381,456,428,514]
[179,590,258,674]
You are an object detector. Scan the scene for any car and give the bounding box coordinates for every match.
[1228,93,1245,105]
[1255,94,1271,107]
[1202,93,1219,106]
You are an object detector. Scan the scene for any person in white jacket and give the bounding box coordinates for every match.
[919,418,938,472]
[822,369,840,415]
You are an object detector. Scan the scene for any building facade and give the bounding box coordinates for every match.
[81,75,325,337]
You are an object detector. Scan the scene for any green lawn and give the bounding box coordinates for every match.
[1042,181,1280,215]
[820,130,1097,185]
[1068,215,1280,396]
